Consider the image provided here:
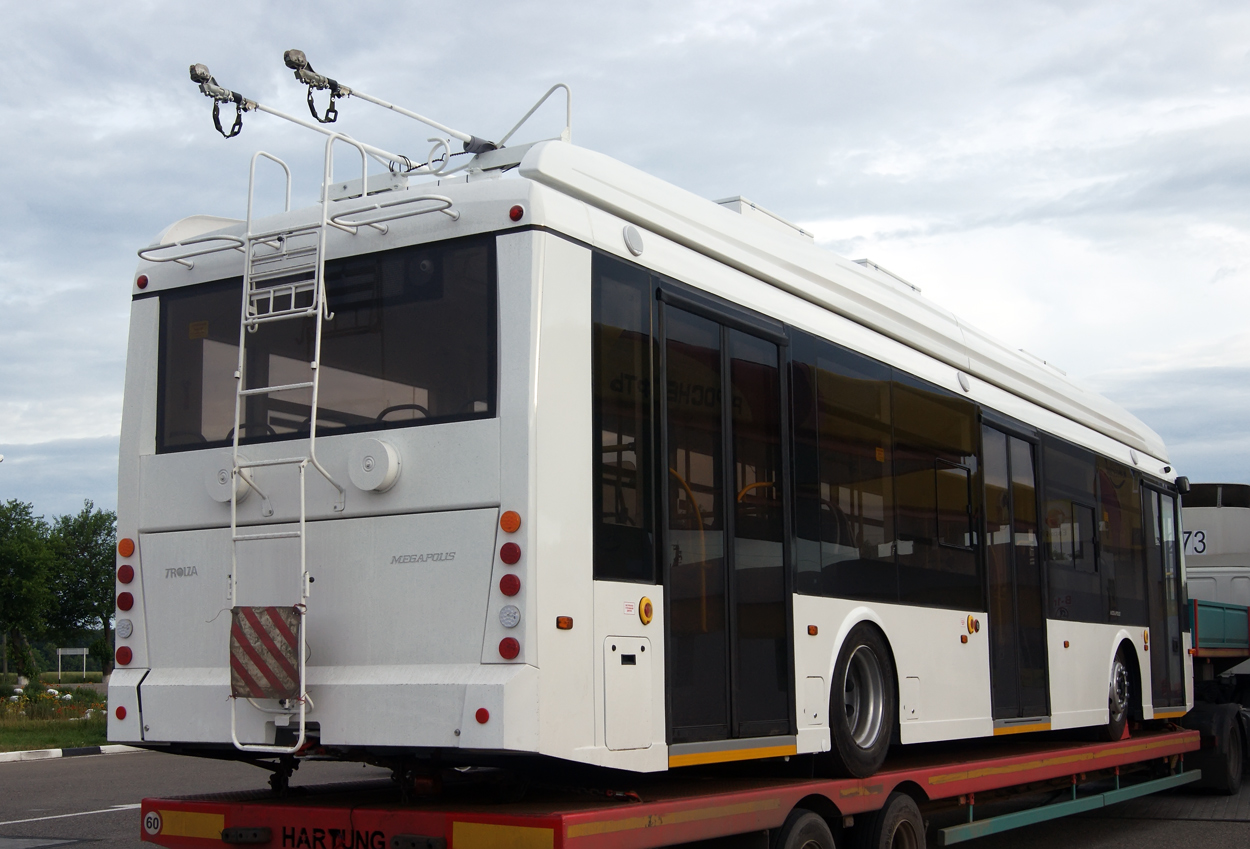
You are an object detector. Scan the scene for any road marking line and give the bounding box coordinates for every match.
[0,804,140,827]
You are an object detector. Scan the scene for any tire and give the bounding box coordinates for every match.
[1210,716,1244,795]
[773,809,836,849]
[1102,646,1131,742]
[849,792,926,849]
[822,624,895,778]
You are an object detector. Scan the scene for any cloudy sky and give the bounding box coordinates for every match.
[3,1,1250,517]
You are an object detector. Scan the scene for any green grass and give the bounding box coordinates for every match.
[0,713,108,752]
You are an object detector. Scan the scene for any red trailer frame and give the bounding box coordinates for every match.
[139,727,1198,849]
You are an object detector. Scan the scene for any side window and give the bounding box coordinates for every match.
[1097,458,1148,625]
[791,331,899,602]
[893,375,980,610]
[591,254,655,583]
[1042,438,1103,622]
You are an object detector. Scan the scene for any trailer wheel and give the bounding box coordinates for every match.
[773,808,836,849]
[1102,646,1131,742]
[822,625,895,778]
[1210,715,1244,794]
[849,791,925,849]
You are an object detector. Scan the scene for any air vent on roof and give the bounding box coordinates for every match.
[716,196,814,240]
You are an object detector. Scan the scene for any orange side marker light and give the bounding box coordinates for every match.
[118,538,135,558]
[556,616,573,630]
[807,625,819,636]
[500,511,521,533]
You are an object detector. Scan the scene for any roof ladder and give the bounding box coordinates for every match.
[227,137,370,756]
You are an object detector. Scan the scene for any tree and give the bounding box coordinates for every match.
[0,500,53,680]
[48,501,117,676]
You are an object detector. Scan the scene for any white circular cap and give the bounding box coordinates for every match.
[117,619,134,639]
[623,225,645,256]
[499,604,521,629]
[204,451,248,503]
[349,438,402,492]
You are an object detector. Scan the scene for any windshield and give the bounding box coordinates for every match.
[157,234,497,452]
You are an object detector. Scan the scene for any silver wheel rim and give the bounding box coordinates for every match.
[889,817,920,849]
[1109,657,1130,721]
[844,644,886,748]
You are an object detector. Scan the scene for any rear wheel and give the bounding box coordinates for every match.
[773,809,836,849]
[822,625,895,778]
[1103,647,1131,742]
[849,791,925,849]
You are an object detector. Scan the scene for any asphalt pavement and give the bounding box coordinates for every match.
[0,748,1247,848]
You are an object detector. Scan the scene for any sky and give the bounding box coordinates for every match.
[3,1,1250,518]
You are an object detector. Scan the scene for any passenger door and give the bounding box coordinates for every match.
[982,425,1050,723]
[1144,488,1186,709]
[660,295,792,744]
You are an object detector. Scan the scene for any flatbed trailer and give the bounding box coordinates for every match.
[140,727,1201,849]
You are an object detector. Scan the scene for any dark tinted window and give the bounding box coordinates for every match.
[592,255,655,583]
[1222,485,1250,509]
[1181,484,1218,508]
[893,375,980,610]
[792,332,897,602]
[1098,458,1148,625]
[158,236,496,451]
[1042,438,1103,622]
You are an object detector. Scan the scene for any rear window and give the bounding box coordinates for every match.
[1222,484,1250,509]
[158,235,497,452]
[1181,484,1219,508]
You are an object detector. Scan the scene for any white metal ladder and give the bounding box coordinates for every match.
[228,137,371,754]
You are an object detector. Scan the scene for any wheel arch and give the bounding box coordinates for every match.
[824,608,901,739]
[1109,630,1146,719]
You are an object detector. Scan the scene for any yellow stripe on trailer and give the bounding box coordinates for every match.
[451,821,554,849]
[157,810,225,840]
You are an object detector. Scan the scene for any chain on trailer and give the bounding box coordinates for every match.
[141,57,575,761]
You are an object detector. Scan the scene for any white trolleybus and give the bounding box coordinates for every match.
[108,55,1194,785]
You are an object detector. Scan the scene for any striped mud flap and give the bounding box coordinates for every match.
[229,606,302,700]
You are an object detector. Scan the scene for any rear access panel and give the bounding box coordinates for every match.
[605,636,652,751]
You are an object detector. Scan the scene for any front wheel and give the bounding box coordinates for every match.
[821,624,896,778]
[1103,647,1131,742]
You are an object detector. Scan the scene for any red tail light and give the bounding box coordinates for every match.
[116,646,133,665]
[499,574,520,596]
[117,592,134,611]
[498,638,519,659]
[117,565,134,584]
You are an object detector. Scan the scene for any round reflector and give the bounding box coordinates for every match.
[117,564,135,584]
[136,275,149,290]
[500,574,521,596]
[500,543,521,565]
[117,592,134,611]
[476,708,490,724]
[115,706,127,720]
[116,646,133,665]
[499,637,520,659]
[118,538,135,558]
[500,511,521,533]
[509,205,524,222]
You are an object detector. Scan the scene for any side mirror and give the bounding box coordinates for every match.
[1175,475,1191,495]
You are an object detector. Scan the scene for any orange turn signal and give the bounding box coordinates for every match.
[500,511,521,533]
[960,634,968,644]
[118,538,135,558]
[556,616,573,630]
[807,625,819,636]
[1063,640,1070,649]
